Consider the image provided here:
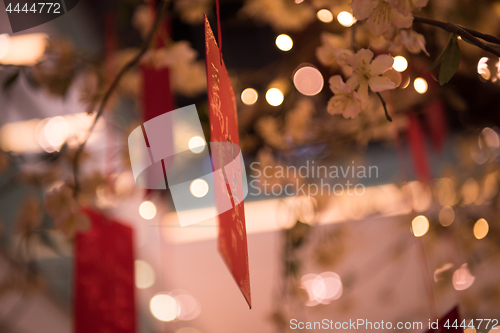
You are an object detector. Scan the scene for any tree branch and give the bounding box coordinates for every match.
[460,25,500,46]
[413,16,500,58]
[376,92,392,122]
[71,0,169,197]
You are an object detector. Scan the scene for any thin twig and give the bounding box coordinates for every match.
[460,26,500,45]
[71,0,169,197]
[376,92,392,122]
[413,16,500,58]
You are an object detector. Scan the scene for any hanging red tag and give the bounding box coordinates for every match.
[424,99,448,153]
[74,209,137,333]
[407,112,431,183]
[140,10,175,193]
[205,14,251,308]
[141,67,175,122]
[425,306,461,333]
[140,63,175,192]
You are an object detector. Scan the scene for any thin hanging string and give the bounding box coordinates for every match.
[216,0,223,62]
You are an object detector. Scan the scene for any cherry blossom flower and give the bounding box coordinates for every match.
[384,27,428,55]
[345,49,397,106]
[241,0,314,32]
[175,0,212,25]
[141,42,207,96]
[390,0,429,16]
[132,5,153,39]
[351,0,413,35]
[316,33,352,68]
[44,184,79,222]
[383,68,403,87]
[398,29,429,55]
[327,75,363,119]
[44,184,90,238]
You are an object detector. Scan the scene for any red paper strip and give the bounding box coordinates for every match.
[140,15,174,192]
[425,99,448,153]
[205,14,251,308]
[407,112,431,183]
[141,67,174,122]
[74,209,136,333]
[425,306,461,333]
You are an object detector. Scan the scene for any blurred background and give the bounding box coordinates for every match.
[1,0,500,332]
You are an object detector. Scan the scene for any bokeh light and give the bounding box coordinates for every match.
[474,218,489,239]
[188,136,206,154]
[266,88,284,106]
[293,66,324,96]
[300,272,342,306]
[482,172,499,202]
[150,294,178,322]
[139,201,157,220]
[411,215,429,237]
[135,260,156,289]
[190,179,209,198]
[393,56,408,72]
[478,57,491,80]
[439,206,455,227]
[44,116,70,147]
[400,74,411,89]
[480,127,500,149]
[241,88,258,105]
[404,181,432,212]
[436,178,458,206]
[275,34,293,51]
[461,178,480,205]
[414,77,428,94]
[317,9,334,23]
[0,34,9,60]
[452,263,475,291]
[337,11,356,27]
[0,33,47,65]
[174,292,202,321]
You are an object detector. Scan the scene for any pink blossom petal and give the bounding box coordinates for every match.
[348,48,374,69]
[369,75,396,92]
[346,75,360,90]
[391,8,413,29]
[327,96,345,115]
[357,82,370,107]
[329,75,350,94]
[371,54,394,75]
[351,0,378,20]
[343,99,362,118]
[367,12,392,35]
